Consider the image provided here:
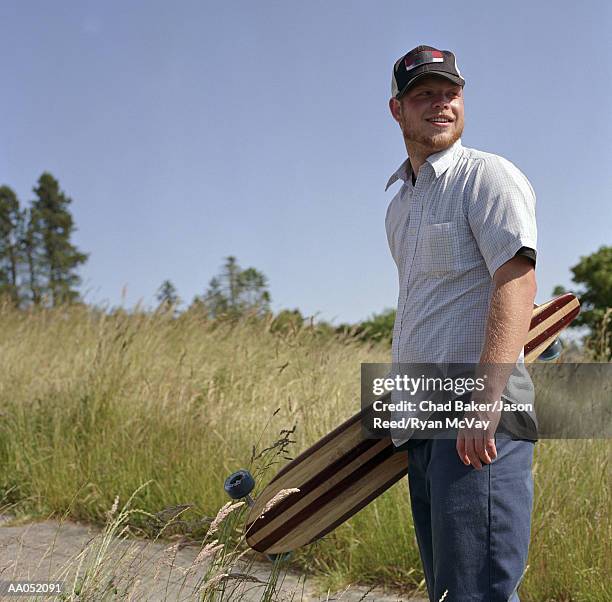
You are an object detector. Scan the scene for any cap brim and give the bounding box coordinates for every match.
[397,71,465,98]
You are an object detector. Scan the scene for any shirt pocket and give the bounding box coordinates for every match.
[418,222,460,276]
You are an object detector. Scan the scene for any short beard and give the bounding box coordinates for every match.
[402,120,464,154]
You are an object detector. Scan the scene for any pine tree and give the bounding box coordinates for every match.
[156,279,181,310]
[22,207,43,305]
[31,173,88,305]
[197,256,271,318]
[0,186,23,305]
[225,256,241,311]
[237,267,271,312]
[201,276,228,315]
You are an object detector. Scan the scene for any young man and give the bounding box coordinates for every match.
[385,45,538,601]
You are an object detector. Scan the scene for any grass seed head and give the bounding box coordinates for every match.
[193,539,224,566]
[259,488,300,518]
[208,501,245,535]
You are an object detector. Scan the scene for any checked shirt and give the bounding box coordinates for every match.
[384,138,538,444]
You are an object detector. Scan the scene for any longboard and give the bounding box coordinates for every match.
[225,293,580,556]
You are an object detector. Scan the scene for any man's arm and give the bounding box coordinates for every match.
[456,255,537,469]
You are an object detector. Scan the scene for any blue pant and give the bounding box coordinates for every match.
[407,437,535,601]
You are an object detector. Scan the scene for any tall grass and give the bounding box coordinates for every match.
[4,484,306,601]
[0,303,609,601]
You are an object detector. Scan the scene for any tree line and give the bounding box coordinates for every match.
[0,173,87,307]
[157,256,271,318]
[2,174,609,357]
[157,249,611,359]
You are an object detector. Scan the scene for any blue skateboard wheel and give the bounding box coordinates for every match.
[224,469,255,499]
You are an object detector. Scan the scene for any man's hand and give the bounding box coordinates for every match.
[457,402,502,469]
[456,256,536,469]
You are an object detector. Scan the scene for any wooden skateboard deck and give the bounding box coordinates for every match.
[241,293,580,555]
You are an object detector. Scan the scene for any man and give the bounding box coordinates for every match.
[385,45,538,601]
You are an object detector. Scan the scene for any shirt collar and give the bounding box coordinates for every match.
[384,158,412,191]
[385,138,463,191]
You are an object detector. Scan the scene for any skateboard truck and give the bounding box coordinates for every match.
[537,338,563,361]
[224,469,292,563]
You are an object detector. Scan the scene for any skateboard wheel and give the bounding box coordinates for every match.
[265,552,292,563]
[538,338,563,361]
[224,469,255,499]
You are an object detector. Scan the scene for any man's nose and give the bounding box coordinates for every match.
[431,93,451,107]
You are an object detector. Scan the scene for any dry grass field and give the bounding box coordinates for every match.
[0,303,609,601]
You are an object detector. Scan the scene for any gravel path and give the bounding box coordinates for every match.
[0,516,425,601]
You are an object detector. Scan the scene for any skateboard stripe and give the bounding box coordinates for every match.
[248,418,370,519]
[249,441,400,552]
[525,304,580,359]
[528,297,558,326]
[527,303,579,351]
[299,457,409,547]
[270,409,367,484]
[531,293,578,327]
[246,437,388,543]
[529,293,575,329]
[247,436,381,533]
[525,298,580,352]
[262,447,408,553]
[527,309,576,350]
[524,296,579,362]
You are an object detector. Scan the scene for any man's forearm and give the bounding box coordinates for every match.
[478,256,537,400]
[456,257,537,469]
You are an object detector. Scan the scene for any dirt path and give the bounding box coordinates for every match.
[0,516,425,601]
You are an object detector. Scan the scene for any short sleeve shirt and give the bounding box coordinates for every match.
[385,139,538,445]
[385,138,537,364]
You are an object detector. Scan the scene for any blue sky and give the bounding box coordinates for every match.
[1,1,610,323]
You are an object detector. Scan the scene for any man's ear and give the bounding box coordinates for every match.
[389,97,401,123]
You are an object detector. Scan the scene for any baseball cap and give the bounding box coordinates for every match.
[391,45,465,99]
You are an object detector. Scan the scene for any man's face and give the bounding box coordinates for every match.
[389,75,464,153]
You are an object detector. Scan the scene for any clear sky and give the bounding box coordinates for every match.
[2,1,610,323]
